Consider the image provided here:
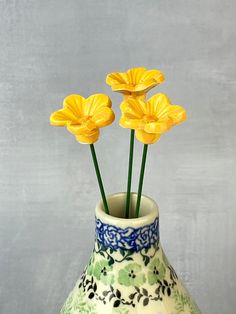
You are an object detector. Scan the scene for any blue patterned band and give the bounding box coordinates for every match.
[95,217,159,252]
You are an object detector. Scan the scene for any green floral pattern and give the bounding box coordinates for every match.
[172,289,201,314]
[61,252,201,314]
[61,287,96,314]
[93,260,115,285]
[118,263,146,287]
[147,257,166,285]
[61,226,200,313]
[86,255,94,276]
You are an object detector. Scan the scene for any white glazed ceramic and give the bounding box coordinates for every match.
[61,193,201,314]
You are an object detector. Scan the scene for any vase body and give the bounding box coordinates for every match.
[61,193,201,314]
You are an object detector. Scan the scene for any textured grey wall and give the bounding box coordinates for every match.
[0,1,235,313]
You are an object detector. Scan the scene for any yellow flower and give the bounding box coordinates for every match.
[50,94,115,144]
[120,93,186,144]
[106,67,165,97]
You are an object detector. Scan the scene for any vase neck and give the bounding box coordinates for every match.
[95,193,160,252]
[95,216,159,252]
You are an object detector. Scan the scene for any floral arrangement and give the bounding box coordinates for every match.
[50,67,186,218]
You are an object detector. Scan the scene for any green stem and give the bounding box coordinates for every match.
[135,144,148,218]
[90,144,110,215]
[125,129,135,218]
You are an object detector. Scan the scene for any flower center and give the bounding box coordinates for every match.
[78,115,91,124]
[153,266,159,275]
[101,267,107,276]
[143,114,157,123]
[128,270,136,278]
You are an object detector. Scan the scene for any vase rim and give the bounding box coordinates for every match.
[95,192,159,228]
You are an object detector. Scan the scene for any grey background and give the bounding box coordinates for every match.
[0,0,235,313]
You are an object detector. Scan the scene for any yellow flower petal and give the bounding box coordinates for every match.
[50,108,77,126]
[106,67,165,95]
[63,94,85,118]
[147,94,187,124]
[133,82,159,93]
[144,118,173,134]
[167,105,187,125]
[106,72,129,85]
[67,119,96,135]
[140,69,165,84]
[106,71,132,94]
[120,98,146,118]
[134,70,165,93]
[119,115,145,129]
[84,94,112,116]
[110,83,135,94]
[147,93,171,117]
[135,129,161,144]
[91,107,115,128]
[127,67,146,85]
[50,94,85,126]
[50,93,114,144]
[75,129,100,144]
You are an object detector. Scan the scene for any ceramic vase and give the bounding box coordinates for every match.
[61,193,201,314]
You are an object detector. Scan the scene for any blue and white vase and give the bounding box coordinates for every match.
[61,193,201,314]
